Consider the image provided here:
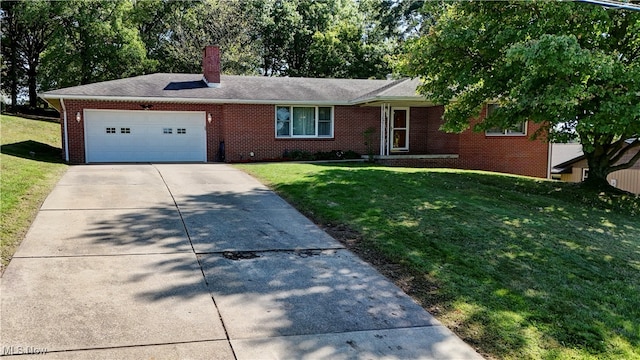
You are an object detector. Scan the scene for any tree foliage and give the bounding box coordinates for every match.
[1,0,59,107]
[250,0,395,78]
[39,0,154,89]
[1,0,422,108]
[398,1,640,188]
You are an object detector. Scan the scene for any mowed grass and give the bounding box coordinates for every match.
[1,114,67,273]
[236,162,640,360]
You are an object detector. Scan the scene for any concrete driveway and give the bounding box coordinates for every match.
[0,164,482,359]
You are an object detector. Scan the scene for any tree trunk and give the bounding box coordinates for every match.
[27,64,38,109]
[10,43,18,109]
[583,145,613,190]
[5,2,19,109]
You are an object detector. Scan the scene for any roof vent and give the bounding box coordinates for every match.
[202,45,221,88]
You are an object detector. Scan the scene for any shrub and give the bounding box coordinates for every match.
[283,149,361,161]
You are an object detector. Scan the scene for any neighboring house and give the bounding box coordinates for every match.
[40,46,549,178]
[550,143,583,169]
[549,143,583,180]
[552,143,640,194]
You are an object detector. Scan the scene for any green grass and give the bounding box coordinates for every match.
[235,162,640,360]
[1,114,67,274]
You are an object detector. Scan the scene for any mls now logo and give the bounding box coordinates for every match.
[2,346,48,355]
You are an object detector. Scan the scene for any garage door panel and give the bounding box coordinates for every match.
[85,110,206,163]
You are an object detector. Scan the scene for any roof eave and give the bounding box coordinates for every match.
[553,154,587,169]
[39,94,354,106]
[352,96,435,106]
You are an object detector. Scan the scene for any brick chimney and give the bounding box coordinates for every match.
[202,45,221,87]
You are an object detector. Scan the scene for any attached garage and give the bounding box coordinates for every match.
[84,110,206,163]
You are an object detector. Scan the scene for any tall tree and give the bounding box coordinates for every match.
[16,0,59,107]
[39,0,155,89]
[1,0,60,108]
[143,0,260,75]
[399,1,640,189]
[1,1,21,108]
[251,0,395,78]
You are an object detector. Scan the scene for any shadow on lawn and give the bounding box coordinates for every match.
[257,163,640,358]
[0,140,63,163]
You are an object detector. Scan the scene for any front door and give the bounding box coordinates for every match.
[390,107,409,151]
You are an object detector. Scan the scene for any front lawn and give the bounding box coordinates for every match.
[1,114,67,274]
[236,162,640,360]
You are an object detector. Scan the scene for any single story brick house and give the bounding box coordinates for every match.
[40,46,549,178]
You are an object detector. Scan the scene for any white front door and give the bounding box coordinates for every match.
[84,110,206,163]
[390,107,409,151]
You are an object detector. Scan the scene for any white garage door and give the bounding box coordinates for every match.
[85,110,206,163]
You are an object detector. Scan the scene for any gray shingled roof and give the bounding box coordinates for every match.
[40,73,427,105]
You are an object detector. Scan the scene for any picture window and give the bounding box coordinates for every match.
[276,106,333,138]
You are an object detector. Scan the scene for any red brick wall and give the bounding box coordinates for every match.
[381,105,549,178]
[408,107,429,154]
[60,100,86,164]
[221,104,380,162]
[60,100,223,163]
[390,107,459,155]
[59,101,548,178]
[62,101,382,163]
[424,106,460,154]
[457,107,549,178]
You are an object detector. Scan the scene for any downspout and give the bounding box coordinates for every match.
[547,142,553,179]
[60,98,69,162]
[380,104,385,156]
[384,104,391,156]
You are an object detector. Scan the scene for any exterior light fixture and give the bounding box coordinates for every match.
[207,113,213,123]
[76,112,81,122]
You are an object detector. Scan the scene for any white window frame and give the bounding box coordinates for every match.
[390,107,410,151]
[485,103,527,136]
[275,105,334,139]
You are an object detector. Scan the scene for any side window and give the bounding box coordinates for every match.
[276,106,291,137]
[485,104,526,136]
[318,107,332,137]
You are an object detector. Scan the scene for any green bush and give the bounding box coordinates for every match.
[283,149,361,161]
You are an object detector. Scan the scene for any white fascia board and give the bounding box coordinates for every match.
[351,96,432,105]
[39,94,353,106]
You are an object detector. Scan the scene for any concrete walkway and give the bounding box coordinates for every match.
[0,164,482,359]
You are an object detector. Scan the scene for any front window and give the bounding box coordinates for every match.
[276,106,333,138]
[485,104,527,136]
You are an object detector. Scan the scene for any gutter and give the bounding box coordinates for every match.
[40,94,436,107]
[39,94,357,106]
[577,0,640,11]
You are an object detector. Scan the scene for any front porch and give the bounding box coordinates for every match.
[365,102,460,158]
